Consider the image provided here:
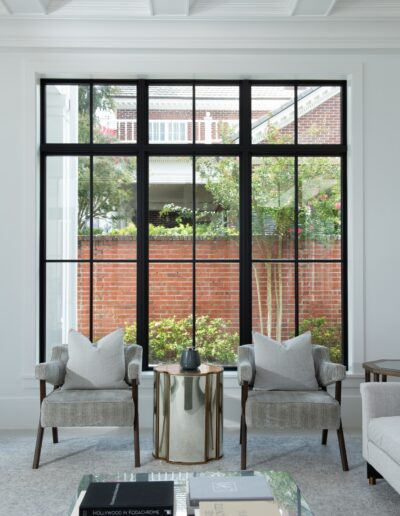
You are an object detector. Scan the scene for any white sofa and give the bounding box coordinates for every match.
[360,382,400,492]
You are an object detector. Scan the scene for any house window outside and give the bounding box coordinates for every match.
[41,80,347,369]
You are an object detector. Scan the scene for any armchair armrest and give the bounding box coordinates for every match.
[126,344,143,385]
[312,344,345,387]
[35,360,66,386]
[237,344,255,386]
[319,361,346,387]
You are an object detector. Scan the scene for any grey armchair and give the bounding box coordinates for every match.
[238,344,349,471]
[33,344,142,469]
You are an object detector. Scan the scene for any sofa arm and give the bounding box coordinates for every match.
[237,344,255,386]
[126,344,143,385]
[360,382,400,460]
[361,383,400,420]
[35,360,66,386]
[319,361,346,387]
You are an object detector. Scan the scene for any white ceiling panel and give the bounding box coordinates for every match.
[47,0,151,17]
[191,0,292,17]
[3,0,49,14]
[333,0,400,18]
[0,0,399,19]
[152,0,189,16]
[291,0,336,16]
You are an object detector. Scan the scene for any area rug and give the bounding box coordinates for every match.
[0,428,399,515]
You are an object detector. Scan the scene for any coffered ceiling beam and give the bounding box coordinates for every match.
[290,0,337,17]
[2,0,49,14]
[151,0,190,16]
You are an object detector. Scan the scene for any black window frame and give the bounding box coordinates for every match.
[40,79,348,370]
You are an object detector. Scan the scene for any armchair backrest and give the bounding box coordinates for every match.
[49,343,142,386]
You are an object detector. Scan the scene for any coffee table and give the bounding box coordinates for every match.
[69,470,313,515]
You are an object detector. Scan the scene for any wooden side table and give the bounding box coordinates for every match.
[153,364,223,464]
[362,360,400,382]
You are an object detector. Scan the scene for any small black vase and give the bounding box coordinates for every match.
[180,347,201,370]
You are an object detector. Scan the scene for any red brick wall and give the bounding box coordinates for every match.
[78,237,342,341]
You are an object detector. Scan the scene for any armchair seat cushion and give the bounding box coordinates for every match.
[41,388,134,428]
[246,389,340,430]
[368,416,400,466]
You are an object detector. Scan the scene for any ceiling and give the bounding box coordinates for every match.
[1,0,400,20]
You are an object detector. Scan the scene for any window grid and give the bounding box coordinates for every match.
[40,79,347,370]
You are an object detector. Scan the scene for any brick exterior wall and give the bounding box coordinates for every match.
[78,237,342,341]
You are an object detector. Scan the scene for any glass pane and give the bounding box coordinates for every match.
[149,156,193,259]
[195,85,239,144]
[93,263,136,342]
[298,86,341,144]
[46,156,89,260]
[195,156,239,259]
[94,84,137,143]
[299,263,342,362]
[196,263,239,365]
[46,262,90,355]
[149,263,192,365]
[252,86,295,144]
[46,84,89,143]
[252,262,295,342]
[298,157,341,259]
[252,156,295,260]
[93,156,137,260]
[149,85,192,143]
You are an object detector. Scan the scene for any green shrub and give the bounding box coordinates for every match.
[124,315,238,364]
[299,317,342,363]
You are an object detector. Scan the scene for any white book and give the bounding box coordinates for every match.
[189,476,273,506]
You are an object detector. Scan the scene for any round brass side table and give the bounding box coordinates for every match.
[153,364,223,464]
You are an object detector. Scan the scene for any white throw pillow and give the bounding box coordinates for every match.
[252,331,318,391]
[63,328,127,390]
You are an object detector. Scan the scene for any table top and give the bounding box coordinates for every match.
[362,359,400,376]
[69,470,313,516]
[154,363,223,376]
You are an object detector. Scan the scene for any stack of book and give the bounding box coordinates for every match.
[77,480,174,516]
[188,476,279,516]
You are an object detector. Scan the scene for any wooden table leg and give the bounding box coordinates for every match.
[382,375,387,382]
[365,371,371,382]
[373,373,380,382]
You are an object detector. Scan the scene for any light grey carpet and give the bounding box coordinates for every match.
[0,428,399,516]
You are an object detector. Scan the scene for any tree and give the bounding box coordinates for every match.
[197,126,341,342]
[77,85,136,232]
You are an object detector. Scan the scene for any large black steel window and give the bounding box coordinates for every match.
[40,79,347,369]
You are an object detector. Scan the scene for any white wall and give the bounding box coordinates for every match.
[0,45,399,430]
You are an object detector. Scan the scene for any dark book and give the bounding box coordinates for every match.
[79,481,174,516]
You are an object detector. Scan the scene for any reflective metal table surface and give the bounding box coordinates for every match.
[153,364,223,464]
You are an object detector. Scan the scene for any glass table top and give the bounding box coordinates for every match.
[363,360,400,373]
[69,470,313,515]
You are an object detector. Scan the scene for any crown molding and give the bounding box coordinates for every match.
[1,18,400,51]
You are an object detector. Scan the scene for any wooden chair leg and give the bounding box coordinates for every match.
[240,382,249,470]
[132,381,140,468]
[367,462,382,485]
[52,427,58,444]
[322,429,328,445]
[33,424,44,469]
[240,415,247,470]
[337,421,349,471]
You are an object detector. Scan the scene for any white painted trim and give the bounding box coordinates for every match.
[17,52,365,432]
[1,19,400,50]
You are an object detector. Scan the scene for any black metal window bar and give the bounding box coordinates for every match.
[40,79,347,370]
